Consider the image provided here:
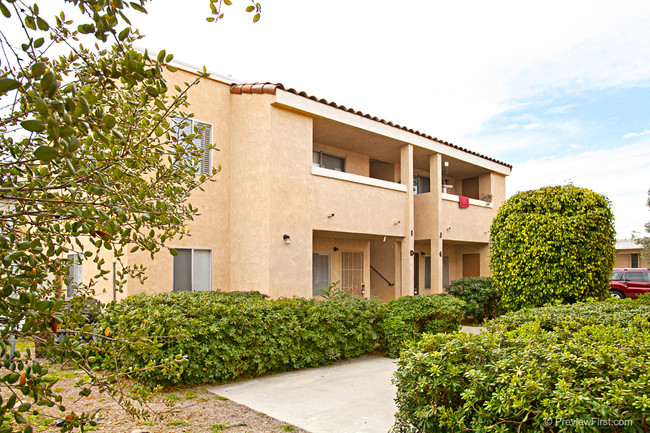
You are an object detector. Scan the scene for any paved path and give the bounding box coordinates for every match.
[208,327,485,433]
[209,356,398,433]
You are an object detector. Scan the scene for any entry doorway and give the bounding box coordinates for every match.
[462,254,480,278]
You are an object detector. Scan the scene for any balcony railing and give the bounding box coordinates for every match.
[441,192,493,208]
[311,166,407,192]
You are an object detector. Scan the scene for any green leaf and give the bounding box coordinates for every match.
[24,15,36,30]
[246,6,255,12]
[14,413,26,424]
[36,17,49,31]
[78,23,95,34]
[118,27,130,41]
[103,114,116,129]
[166,65,178,72]
[32,62,47,78]
[169,248,177,256]
[0,77,21,93]
[253,13,260,22]
[130,2,147,13]
[34,146,58,162]
[20,119,45,132]
[157,50,166,63]
[0,2,10,18]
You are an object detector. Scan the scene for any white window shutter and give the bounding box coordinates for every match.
[194,120,212,175]
[67,253,83,298]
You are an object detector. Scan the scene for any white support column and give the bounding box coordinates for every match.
[400,145,414,297]
[430,153,444,293]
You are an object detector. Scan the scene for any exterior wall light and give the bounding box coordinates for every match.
[283,234,291,245]
[333,247,339,251]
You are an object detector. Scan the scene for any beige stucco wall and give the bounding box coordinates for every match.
[125,70,234,296]
[615,250,648,268]
[440,199,494,243]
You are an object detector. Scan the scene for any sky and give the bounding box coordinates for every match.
[128,0,649,238]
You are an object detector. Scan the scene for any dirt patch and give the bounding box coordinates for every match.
[2,360,310,433]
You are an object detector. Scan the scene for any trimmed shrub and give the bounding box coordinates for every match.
[101,292,381,386]
[445,277,502,323]
[393,322,650,432]
[486,298,650,332]
[377,295,464,358]
[489,185,616,311]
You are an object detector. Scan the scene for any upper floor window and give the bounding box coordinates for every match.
[414,174,430,194]
[174,117,213,175]
[313,149,345,172]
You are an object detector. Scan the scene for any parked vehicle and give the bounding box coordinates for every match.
[609,268,650,299]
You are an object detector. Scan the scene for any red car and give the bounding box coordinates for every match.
[609,268,650,299]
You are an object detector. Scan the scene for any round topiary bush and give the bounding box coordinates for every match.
[489,185,615,311]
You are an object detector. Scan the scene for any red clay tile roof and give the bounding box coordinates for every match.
[231,83,512,169]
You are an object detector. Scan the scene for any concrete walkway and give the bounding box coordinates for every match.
[209,356,398,433]
[208,327,486,433]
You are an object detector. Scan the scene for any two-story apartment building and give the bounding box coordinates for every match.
[85,66,511,303]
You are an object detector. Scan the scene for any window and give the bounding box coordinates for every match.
[624,272,645,283]
[175,117,212,175]
[67,253,83,298]
[424,256,431,290]
[414,174,430,194]
[631,253,639,268]
[312,253,331,296]
[313,149,345,172]
[610,272,624,281]
[341,252,363,296]
[173,248,212,292]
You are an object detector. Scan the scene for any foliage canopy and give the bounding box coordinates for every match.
[0,0,260,431]
[489,185,616,311]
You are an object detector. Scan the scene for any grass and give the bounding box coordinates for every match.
[214,395,229,401]
[163,393,182,402]
[168,419,189,426]
[280,425,296,431]
[212,423,227,432]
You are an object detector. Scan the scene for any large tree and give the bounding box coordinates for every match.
[0,1,259,431]
[489,185,616,311]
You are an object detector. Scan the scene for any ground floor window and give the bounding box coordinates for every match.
[631,253,639,268]
[424,255,431,290]
[312,253,331,296]
[341,252,363,296]
[173,248,212,292]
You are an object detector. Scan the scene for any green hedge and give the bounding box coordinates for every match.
[393,322,650,432]
[376,295,464,358]
[489,185,616,311]
[486,298,650,332]
[101,292,381,386]
[445,277,502,324]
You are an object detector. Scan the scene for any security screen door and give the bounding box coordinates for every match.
[341,252,363,296]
